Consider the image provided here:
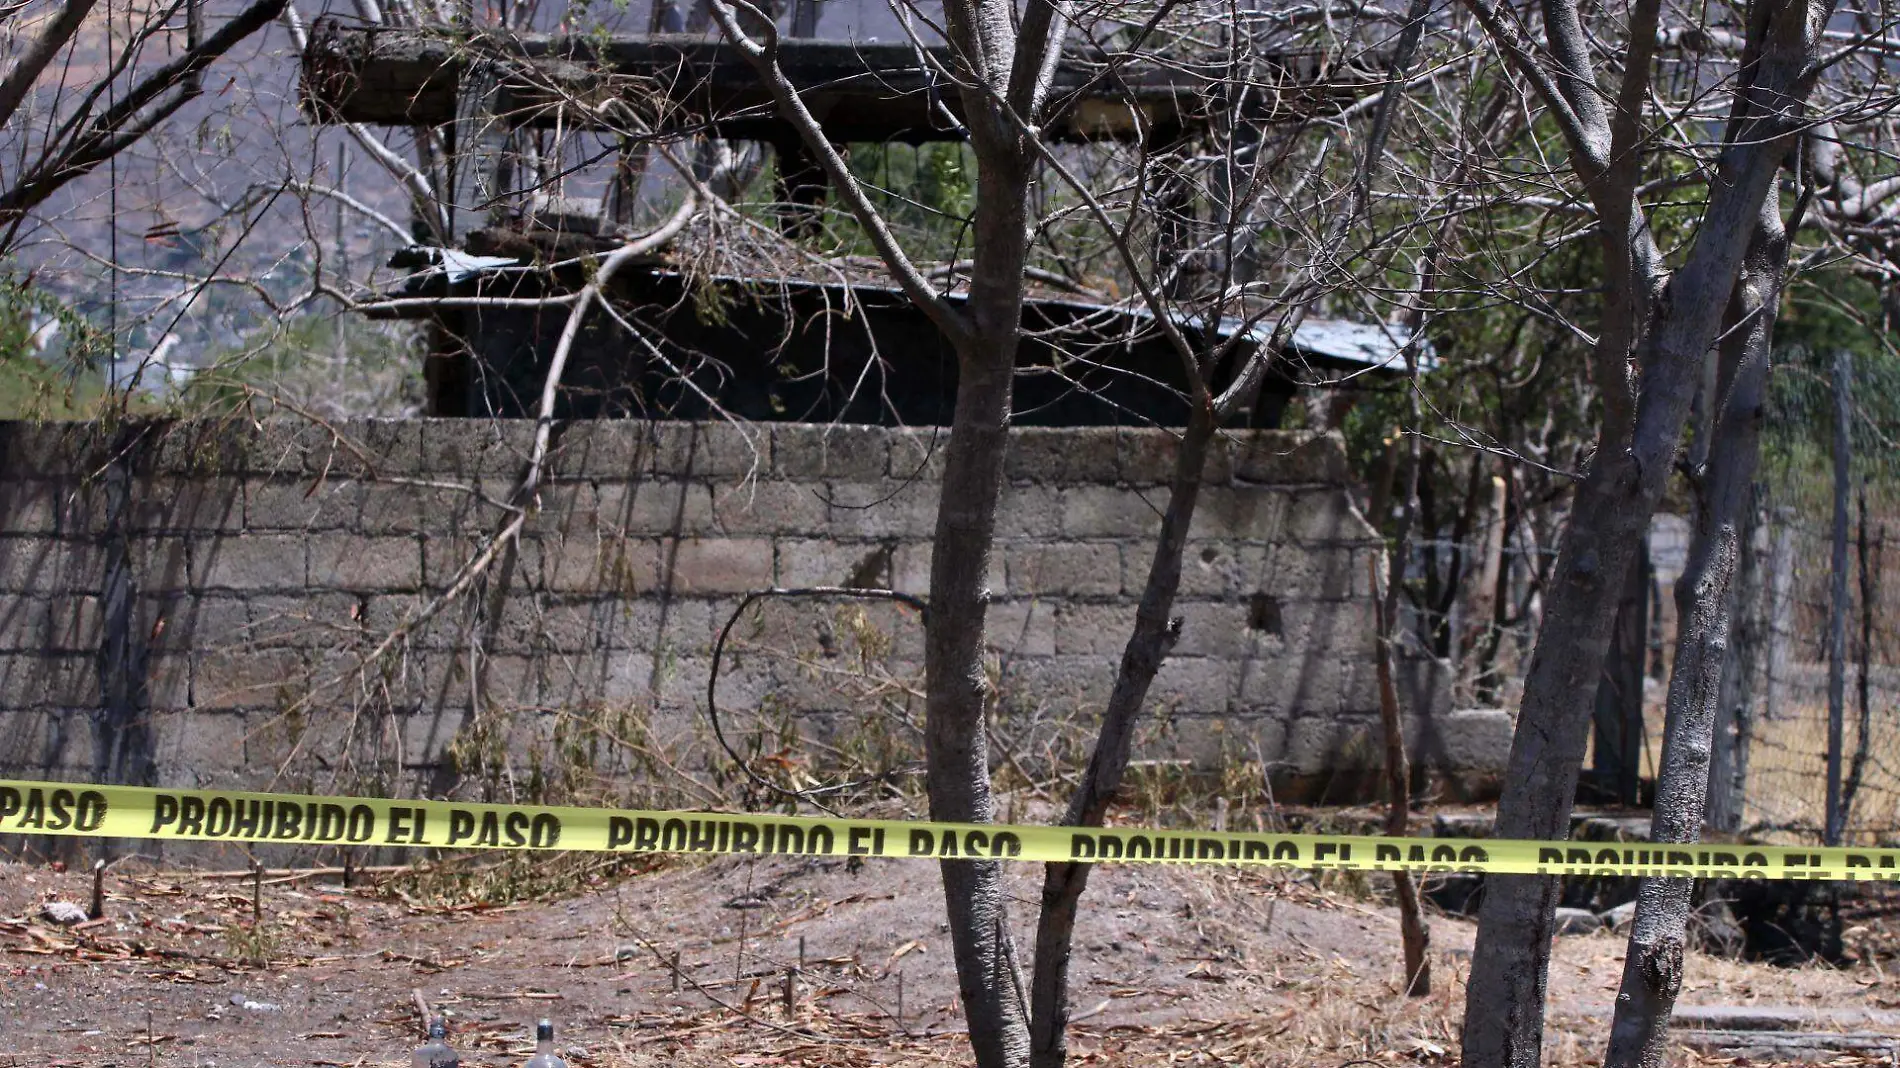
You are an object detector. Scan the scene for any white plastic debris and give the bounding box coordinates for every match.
[39,900,88,926]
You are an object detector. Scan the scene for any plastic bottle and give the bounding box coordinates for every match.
[524,1019,568,1068]
[412,1015,459,1068]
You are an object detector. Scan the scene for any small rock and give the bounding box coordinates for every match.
[39,900,88,926]
[1554,907,1602,936]
[1602,901,1638,930]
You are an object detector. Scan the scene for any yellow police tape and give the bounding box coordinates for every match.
[3,778,1896,881]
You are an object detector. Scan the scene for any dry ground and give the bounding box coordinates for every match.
[3,850,1897,1067]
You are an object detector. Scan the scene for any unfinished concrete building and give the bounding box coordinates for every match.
[0,25,1509,836]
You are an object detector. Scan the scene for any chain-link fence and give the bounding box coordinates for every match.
[1382,341,1900,846]
[1715,347,1900,844]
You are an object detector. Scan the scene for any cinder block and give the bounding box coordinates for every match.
[1206,543,1366,601]
[327,419,429,480]
[0,480,75,534]
[593,480,717,537]
[529,483,596,541]
[398,703,468,767]
[712,479,830,535]
[1282,488,1380,546]
[993,655,1113,711]
[1282,715,1383,774]
[247,478,499,537]
[421,535,484,587]
[1147,656,1232,714]
[242,593,364,649]
[1004,543,1122,598]
[474,654,543,710]
[1117,429,1236,486]
[0,538,102,594]
[0,422,111,479]
[1408,705,1512,772]
[1397,655,1456,721]
[492,596,599,654]
[1229,430,1350,485]
[145,654,192,710]
[649,654,713,711]
[827,479,938,538]
[535,536,665,594]
[0,599,60,652]
[419,420,535,480]
[986,599,1056,658]
[887,427,949,482]
[192,534,305,591]
[598,597,717,655]
[1005,427,1118,483]
[308,535,424,592]
[774,538,897,589]
[151,709,250,772]
[1282,598,1379,659]
[994,483,1064,539]
[239,479,359,532]
[145,420,243,477]
[1050,602,1137,656]
[148,595,253,651]
[246,419,424,479]
[132,479,244,533]
[1162,713,1289,770]
[1190,487,1292,541]
[1169,601,1270,659]
[661,538,774,595]
[0,708,83,770]
[537,651,630,707]
[1061,485,1163,539]
[648,421,768,479]
[133,538,193,594]
[0,653,95,707]
[773,424,889,481]
[194,648,308,709]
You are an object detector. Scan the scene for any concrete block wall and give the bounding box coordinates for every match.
[0,419,1503,809]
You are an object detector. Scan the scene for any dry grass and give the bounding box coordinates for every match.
[1741,687,1900,842]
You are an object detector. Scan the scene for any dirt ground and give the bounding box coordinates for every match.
[2,849,1896,1067]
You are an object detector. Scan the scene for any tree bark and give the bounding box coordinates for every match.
[1592,540,1652,805]
[1602,190,1789,1068]
[1026,406,1214,1068]
[1375,426,1431,996]
[1461,58,1821,1067]
[1706,488,1762,832]
[924,152,1037,1068]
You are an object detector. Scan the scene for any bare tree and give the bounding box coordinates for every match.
[676,0,1455,1063]
[1452,0,1842,1061]
[0,0,288,251]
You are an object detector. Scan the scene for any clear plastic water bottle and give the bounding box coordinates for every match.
[412,1015,459,1068]
[524,1019,568,1068]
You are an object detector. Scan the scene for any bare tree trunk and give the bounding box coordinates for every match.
[1460,0,1831,1053]
[1375,424,1431,996]
[1602,192,1789,1068]
[1462,159,1807,1068]
[1825,350,1852,846]
[925,155,1038,1068]
[1592,541,1652,805]
[1707,488,1762,832]
[1027,405,1214,1068]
